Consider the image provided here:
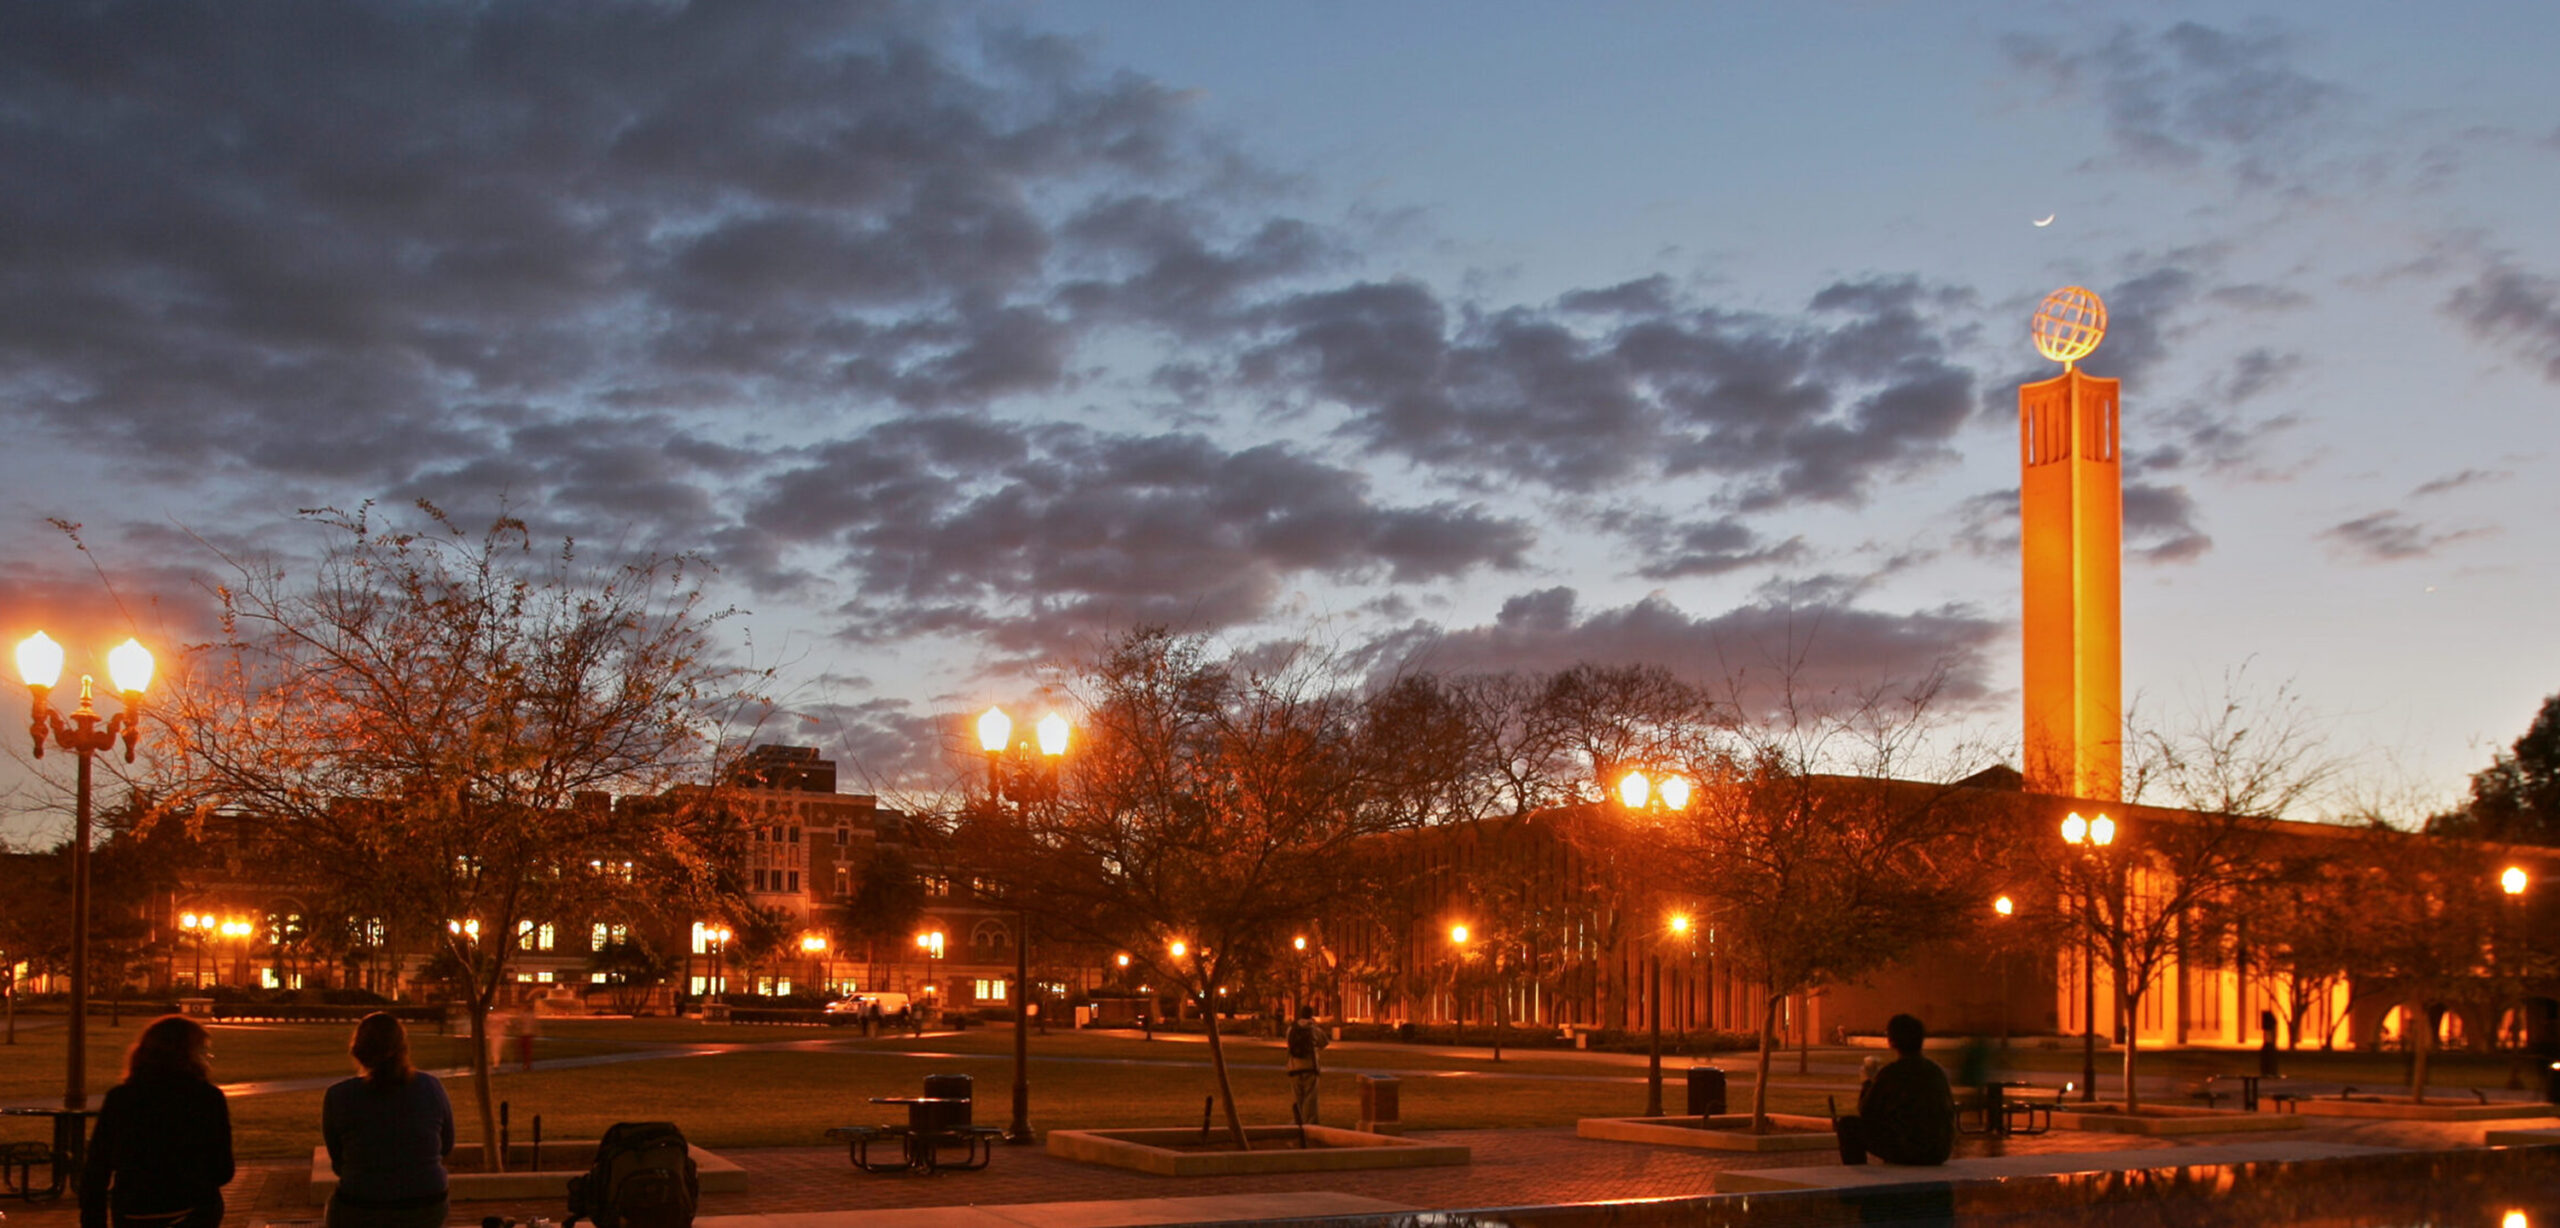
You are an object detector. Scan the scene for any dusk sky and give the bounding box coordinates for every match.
[2,1,2554,835]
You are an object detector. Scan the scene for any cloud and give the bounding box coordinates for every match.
[2319,510,2489,563]
[2004,20,2344,187]
[0,0,1316,497]
[1241,275,1980,506]
[739,418,1533,650]
[1379,586,2005,709]
[2446,260,2560,381]
[1630,517,1808,581]
[2411,468,2511,498]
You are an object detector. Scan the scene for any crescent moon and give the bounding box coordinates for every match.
[2033,214,2056,227]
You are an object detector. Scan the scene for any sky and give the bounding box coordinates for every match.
[2,0,2554,838]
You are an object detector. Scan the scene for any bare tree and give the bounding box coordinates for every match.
[155,502,757,1169]
[980,628,1412,1149]
[1678,674,2005,1131]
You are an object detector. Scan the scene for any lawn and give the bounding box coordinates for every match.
[4,1016,2532,1161]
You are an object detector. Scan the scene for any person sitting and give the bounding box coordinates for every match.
[1834,1013,1955,1166]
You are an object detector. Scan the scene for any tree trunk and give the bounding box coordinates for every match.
[1750,987,1781,1133]
[1797,992,1811,1074]
[2119,986,2142,1112]
[1201,1001,1252,1150]
[2409,1007,2433,1104]
[467,993,504,1171]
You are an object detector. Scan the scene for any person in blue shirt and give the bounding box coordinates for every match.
[322,1012,455,1228]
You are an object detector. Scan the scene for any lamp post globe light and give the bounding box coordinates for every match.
[2060,810,2115,1102]
[18,631,153,1112]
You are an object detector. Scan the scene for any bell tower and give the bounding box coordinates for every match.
[2020,287,2121,800]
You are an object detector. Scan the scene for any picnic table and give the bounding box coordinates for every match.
[1,1107,98,1202]
[826,1090,1001,1174]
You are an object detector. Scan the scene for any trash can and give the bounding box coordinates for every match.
[923,1073,975,1129]
[1358,1074,1401,1132]
[1685,1065,1728,1117]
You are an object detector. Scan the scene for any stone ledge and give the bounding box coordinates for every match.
[1578,1114,1839,1152]
[2285,1097,2559,1122]
[1044,1126,1467,1176]
[308,1140,747,1203]
[1714,1139,2405,1192]
[2047,1105,2307,1135]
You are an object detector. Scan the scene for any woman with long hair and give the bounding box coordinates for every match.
[79,1014,233,1228]
[322,1012,454,1228]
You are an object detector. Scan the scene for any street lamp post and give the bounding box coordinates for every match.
[1992,895,2015,1048]
[705,924,733,1000]
[18,632,153,1112]
[981,707,1069,1145]
[2061,811,2115,1102]
[1615,770,1690,1117]
[801,934,830,996]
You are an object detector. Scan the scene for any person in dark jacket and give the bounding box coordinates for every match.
[81,1014,234,1228]
[322,1012,455,1228]
[1833,1013,1956,1166]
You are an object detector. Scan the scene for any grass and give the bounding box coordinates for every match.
[2,1017,2534,1160]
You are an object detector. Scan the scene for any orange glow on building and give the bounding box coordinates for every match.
[2021,287,2122,800]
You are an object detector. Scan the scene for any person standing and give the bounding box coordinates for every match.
[1832,1013,1955,1166]
[322,1012,455,1228]
[81,1015,233,1228]
[1285,1006,1331,1126]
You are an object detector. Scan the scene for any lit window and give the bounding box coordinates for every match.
[974,978,1008,1002]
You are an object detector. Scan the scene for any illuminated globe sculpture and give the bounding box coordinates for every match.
[2030,285,2107,367]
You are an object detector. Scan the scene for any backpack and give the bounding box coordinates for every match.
[566,1121,699,1228]
[1287,1023,1315,1060]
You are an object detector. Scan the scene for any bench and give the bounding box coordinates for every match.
[826,1122,1004,1173]
[1,1140,61,1200]
[824,1125,912,1174]
[2000,1084,2063,1135]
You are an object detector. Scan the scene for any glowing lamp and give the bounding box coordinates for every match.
[1292,936,1306,951]
[2503,866,2529,896]
[801,934,827,953]
[1449,924,1469,945]
[1669,914,1690,934]
[1168,940,1187,958]
[978,707,1012,753]
[1115,953,1130,967]
[1036,713,1069,756]
[1658,775,1692,811]
[16,632,63,690]
[2090,814,2116,846]
[2061,813,2087,844]
[1995,895,2015,917]
[107,638,153,696]
[1618,771,1650,810]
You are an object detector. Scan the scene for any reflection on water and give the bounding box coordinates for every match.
[1351,1145,2558,1228]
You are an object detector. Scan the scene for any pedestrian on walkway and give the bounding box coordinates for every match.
[81,1015,233,1228]
[1285,1006,1331,1126]
[323,1013,455,1228]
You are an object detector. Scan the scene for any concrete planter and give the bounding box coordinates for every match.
[2047,1104,2306,1136]
[1045,1126,1468,1176]
[309,1141,747,1203]
[1577,1114,1840,1151]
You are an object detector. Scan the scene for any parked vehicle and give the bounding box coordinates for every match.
[824,992,912,1023]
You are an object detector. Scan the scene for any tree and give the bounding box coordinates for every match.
[2434,692,2560,846]
[1675,676,2004,1131]
[2062,671,2341,1111]
[830,846,926,990]
[588,937,679,1014]
[2334,823,2545,1101]
[981,627,1411,1150]
[157,502,752,1170]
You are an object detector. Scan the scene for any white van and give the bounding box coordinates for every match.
[825,992,912,1022]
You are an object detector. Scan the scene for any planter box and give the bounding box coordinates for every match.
[1045,1126,1467,1176]
[1577,1114,1840,1152]
[2047,1104,2306,1136]
[2287,1097,2559,1122]
[310,1141,747,1203]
